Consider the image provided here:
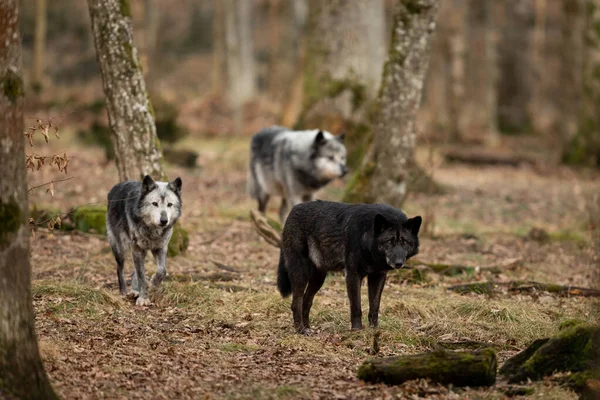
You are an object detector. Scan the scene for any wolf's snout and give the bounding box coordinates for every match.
[341,165,349,177]
[394,262,404,269]
[160,216,168,226]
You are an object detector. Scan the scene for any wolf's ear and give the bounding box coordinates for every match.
[314,130,326,146]
[373,213,391,236]
[404,216,422,235]
[168,177,182,195]
[142,175,157,194]
[337,132,345,143]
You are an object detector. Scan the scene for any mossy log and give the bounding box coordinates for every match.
[163,148,198,169]
[249,209,281,248]
[500,324,600,386]
[358,348,497,387]
[448,281,600,297]
[167,224,189,257]
[73,205,107,234]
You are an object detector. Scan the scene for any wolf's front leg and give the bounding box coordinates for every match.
[150,247,167,287]
[132,248,151,306]
[345,270,364,330]
[367,272,387,328]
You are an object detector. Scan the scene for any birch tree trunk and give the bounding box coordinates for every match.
[88,0,165,181]
[32,0,46,90]
[344,0,440,205]
[0,1,57,398]
[300,0,386,167]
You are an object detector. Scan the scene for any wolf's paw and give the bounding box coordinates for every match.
[150,274,164,288]
[135,297,152,307]
[126,290,140,299]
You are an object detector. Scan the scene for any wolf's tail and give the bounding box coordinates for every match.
[277,249,292,298]
[246,168,258,199]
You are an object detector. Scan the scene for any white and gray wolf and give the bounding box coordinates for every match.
[106,175,182,306]
[247,126,348,223]
[277,200,421,333]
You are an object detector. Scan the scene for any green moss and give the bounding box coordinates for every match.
[119,0,132,18]
[559,319,587,331]
[0,200,22,244]
[167,224,189,257]
[1,70,24,104]
[73,205,107,235]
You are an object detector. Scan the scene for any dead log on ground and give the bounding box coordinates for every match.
[249,209,281,247]
[445,148,538,167]
[448,281,600,297]
[358,348,497,387]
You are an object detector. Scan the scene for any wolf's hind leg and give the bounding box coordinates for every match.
[258,193,270,213]
[302,270,326,330]
[279,198,289,224]
[150,247,167,287]
[286,254,311,333]
[112,246,127,296]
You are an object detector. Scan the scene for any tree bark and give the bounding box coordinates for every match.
[212,0,226,95]
[32,0,47,90]
[299,0,386,167]
[358,348,497,387]
[88,0,166,181]
[0,1,57,398]
[343,0,440,206]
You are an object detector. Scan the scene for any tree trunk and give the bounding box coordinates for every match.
[88,0,166,181]
[343,0,440,206]
[562,0,600,166]
[32,0,47,90]
[0,1,57,398]
[299,0,386,167]
[224,0,256,106]
[212,0,226,95]
[358,348,497,387]
[463,0,498,145]
[496,0,534,134]
[142,0,158,75]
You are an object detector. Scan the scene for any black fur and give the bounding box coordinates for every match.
[278,200,421,333]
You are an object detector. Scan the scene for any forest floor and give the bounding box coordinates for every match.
[27,130,599,399]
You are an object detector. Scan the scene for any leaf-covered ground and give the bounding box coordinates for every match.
[28,133,599,399]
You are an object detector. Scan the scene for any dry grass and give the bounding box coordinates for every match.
[27,132,600,399]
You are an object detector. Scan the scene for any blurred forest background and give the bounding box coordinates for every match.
[19,0,600,167]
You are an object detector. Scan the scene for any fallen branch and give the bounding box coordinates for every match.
[448,281,600,297]
[358,348,497,387]
[444,148,538,167]
[249,209,281,248]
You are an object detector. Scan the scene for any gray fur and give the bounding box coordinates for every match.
[247,126,348,223]
[106,175,182,306]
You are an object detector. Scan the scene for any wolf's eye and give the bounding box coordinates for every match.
[167,203,173,207]
[400,238,408,245]
[152,202,158,207]
[328,156,335,161]
[387,239,395,245]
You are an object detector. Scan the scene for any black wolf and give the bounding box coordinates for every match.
[106,175,182,306]
[277,200,421,332]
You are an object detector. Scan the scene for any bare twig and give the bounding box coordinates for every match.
[28,176,75,193]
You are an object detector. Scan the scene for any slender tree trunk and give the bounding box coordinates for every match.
[0,1,57,398]
[496,0,534,134]
[88,0,166,181]
[224,0,256,106]
[344,0,440,205]
[267,0,282,96]
[463,0,498,145]
[562,0,600,166]
[212,0,226,95]
[445,0,466,142]
[32,0,47,90]
[300,0,387,167]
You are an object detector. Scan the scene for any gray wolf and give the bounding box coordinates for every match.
[106,175,182,306]
[247,126,348,223]
[277,200,421,333]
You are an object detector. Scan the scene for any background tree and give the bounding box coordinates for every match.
[299,0,386,167]
[88,0,165,181]
[0,1,57,398]
[32,0,47,90]
[344,0,440,205]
